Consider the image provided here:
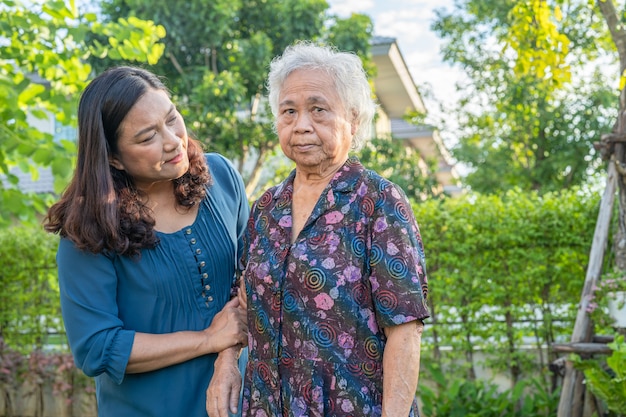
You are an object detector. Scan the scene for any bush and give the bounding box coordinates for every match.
[413,188,599,383]
[572,334,626,416]
[0,226,62,352]
[419,362,560,417]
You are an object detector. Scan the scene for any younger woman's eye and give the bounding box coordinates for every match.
[141,132,156,143]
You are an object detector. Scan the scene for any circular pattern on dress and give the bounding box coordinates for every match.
[302,380,314,403]
[370,244,384,265]
[255,309,270,334]
[375,183,388,208]
[386,256,408,280]
[351,235,366,258]
[361,196,375,217]
[256,362,273,385]
[363,336,382,360]
[352,282,370,305]
[276,189,292,210]
[257,214,269,231]
[271,292,282,311]
[394,200,410,223]
[282,288,299,312]
[280,353,293,367]
[304,268,326,291]
[312,322,336,348]
[362,361,378,378]
[346,363,363,375]
[374,290,398,314]
[256,191,273,209]
[325,397,335,413]
[309,232,326,246]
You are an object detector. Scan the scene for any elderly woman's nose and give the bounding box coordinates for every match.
[294,112,313,131]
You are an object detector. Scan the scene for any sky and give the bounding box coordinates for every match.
[326,0,463,140]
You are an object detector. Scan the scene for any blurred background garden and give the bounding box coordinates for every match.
[2,0,626,416]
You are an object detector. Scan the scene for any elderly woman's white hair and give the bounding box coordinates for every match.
[267,41,377,151]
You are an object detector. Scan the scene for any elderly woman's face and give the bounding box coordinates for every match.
[276,69,356,176]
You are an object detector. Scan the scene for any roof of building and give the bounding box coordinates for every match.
[371,37,461,194]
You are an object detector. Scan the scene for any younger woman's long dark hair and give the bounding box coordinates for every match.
[44,66,210,257]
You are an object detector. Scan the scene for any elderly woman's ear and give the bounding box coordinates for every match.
[351,110,359,136]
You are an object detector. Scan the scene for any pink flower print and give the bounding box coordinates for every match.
[328,232,340,246]
[256,262,270,277]
[314,293,334,310]
[325,211,344,225]
[340,398,355,412]
[301,340,319,360]
[374,217,388,232]
[326,232,340,254]
[386,242,400,256]
[279,215,292,227]
[357,182,368,197]
[311,386,323,402]
[338,332,354,349]
[343,265,361,282]
[322,258,335,269]
[367,312,379,333]
[256,284,265,296]
[326,189,335,206]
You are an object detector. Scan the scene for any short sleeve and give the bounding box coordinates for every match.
[368,181,430,328]
[57,238,135,384]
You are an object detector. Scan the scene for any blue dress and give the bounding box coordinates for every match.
[56,153,249,417]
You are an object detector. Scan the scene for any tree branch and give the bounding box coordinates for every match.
[596,0,626,72]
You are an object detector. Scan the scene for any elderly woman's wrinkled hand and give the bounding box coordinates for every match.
[206,347,242,417]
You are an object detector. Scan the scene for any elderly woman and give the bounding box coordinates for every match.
[208,42,430,417]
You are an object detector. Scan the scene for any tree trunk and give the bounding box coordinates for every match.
[556,3,626,417]
[597,0,626,275]
[3,389,13,417]
[428,296,441,363]
[504,307,520,388]
[556,161,617,417]
[245,146,269,198]
[460,312,476,380]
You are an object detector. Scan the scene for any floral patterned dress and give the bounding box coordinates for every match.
[241,157,430,417]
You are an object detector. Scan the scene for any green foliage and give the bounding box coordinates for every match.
[432,0,616,194]
[0,226,61,352]
[587,271,626,333]
[413,188,599,381]
[0,226,95,416]
[572,335,626,416]
[357,138,442,202]
[0,0,165,227]
[419,362,560,417]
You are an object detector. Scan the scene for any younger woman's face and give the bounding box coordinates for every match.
[109,88,189,191]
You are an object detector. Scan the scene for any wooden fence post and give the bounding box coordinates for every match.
[556,161,617,417]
